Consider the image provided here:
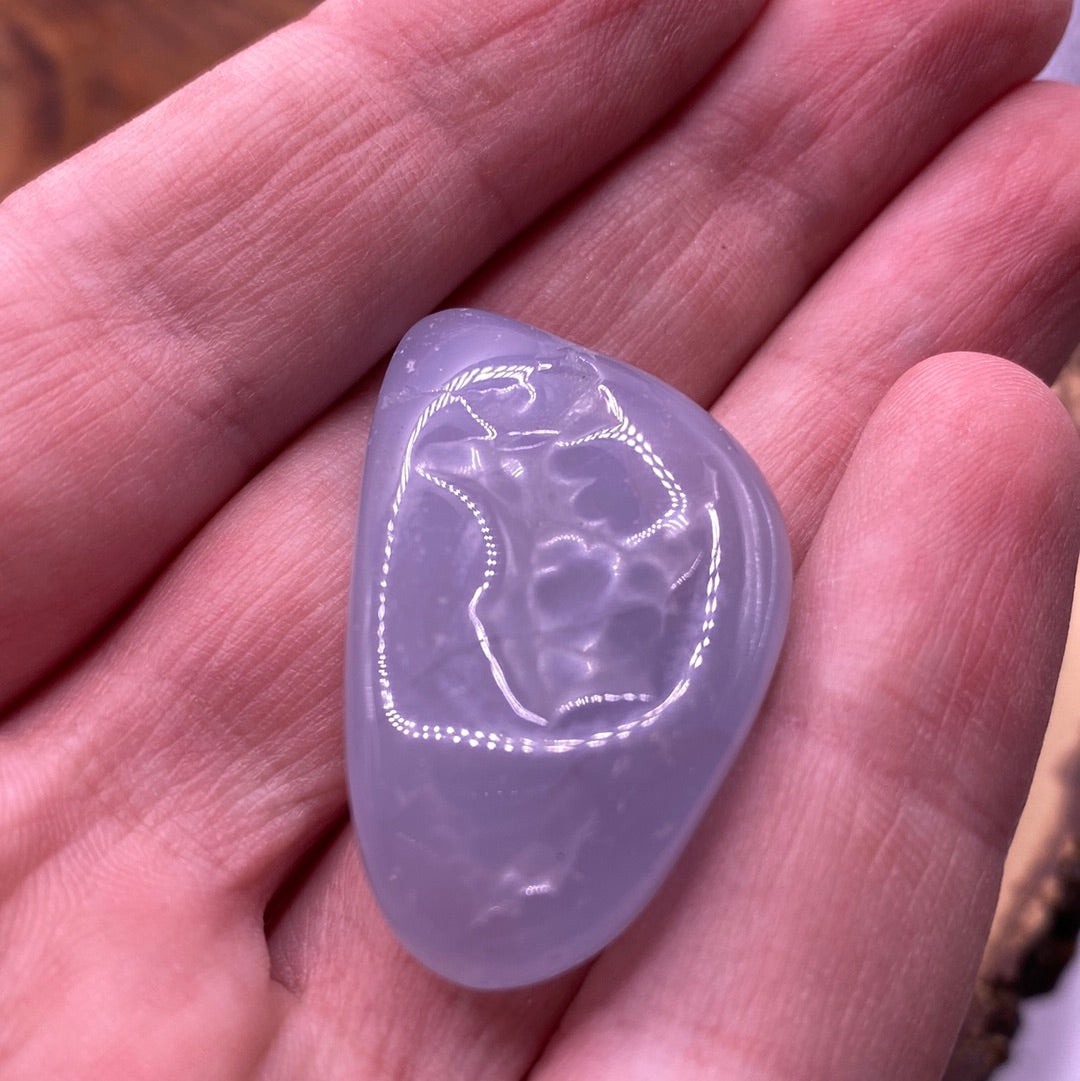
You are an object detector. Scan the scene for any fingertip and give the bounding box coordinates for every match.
[878,351,1080,514]
[862,353,1080,629]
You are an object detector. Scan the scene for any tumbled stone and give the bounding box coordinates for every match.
[346,309,791,989]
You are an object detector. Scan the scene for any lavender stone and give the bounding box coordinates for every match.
[346,309,791,989]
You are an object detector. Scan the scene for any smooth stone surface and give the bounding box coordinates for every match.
[346,309,791,989]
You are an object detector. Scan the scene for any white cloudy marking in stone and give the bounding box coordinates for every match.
[373,353,722,754]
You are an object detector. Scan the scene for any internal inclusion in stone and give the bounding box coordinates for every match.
[376,352,724,753]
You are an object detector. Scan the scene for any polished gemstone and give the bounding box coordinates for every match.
[346,309,791,989]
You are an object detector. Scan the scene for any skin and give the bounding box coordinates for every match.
[1,0,1079,1076]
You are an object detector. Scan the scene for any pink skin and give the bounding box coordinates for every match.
[1,0,1079,1078]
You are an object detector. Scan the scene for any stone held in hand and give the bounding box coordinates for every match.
[346,308,791,989]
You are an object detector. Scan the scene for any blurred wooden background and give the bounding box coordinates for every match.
[0,0,316,197]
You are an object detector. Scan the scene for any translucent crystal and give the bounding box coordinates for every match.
[346,309,791,989]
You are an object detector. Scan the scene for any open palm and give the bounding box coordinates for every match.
[2,1,1080,1078]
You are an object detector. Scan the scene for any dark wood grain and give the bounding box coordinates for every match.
[0,0,316,196]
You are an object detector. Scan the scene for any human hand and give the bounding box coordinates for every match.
[2,1,1079,1078]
